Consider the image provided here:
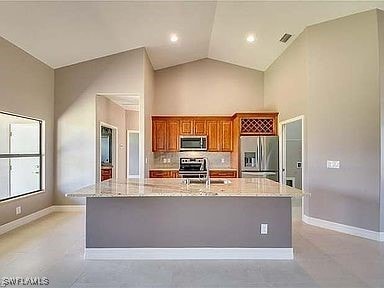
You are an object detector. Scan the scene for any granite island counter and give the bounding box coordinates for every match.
[67,178,306,260]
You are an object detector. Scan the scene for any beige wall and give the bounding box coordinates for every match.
[54,48,145,204]
[144,50,155,176]
[96,96,127,180]
[126,110,139,131]
[0,36,54,225]
[264,32,308,121]
[265,10,382,232]
[376,9,384,232]
[306,10,380,231]
[154,58,264,116]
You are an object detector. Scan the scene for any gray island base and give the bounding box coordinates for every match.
[67,178,305,260]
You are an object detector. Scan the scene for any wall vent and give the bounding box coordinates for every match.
[280,33,292,43]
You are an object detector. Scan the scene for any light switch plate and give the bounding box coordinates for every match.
[260,223,268,234]
[327,160,340,169]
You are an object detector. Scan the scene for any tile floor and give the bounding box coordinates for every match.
[0,211,383,288]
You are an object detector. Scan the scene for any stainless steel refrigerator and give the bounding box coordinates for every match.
[240,136,279,181]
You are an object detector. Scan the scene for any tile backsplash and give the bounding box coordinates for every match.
[153,152,232,169]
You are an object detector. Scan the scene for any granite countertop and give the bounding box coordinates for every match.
[66,178,307,198]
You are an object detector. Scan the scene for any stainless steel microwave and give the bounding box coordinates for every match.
[180,136,207,151]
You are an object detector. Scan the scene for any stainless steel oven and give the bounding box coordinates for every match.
[180,136,207,151]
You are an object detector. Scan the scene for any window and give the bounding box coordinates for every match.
[0,112,43,201]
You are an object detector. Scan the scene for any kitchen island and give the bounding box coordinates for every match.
[67,178,305,260]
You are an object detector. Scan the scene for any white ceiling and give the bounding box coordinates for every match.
[102,94,140,111]
[0,1,383,71]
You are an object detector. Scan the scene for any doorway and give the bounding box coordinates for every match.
[100,123,118,181]
[96,93,141,181]
[280,116,304,218]
[127,130,140,178]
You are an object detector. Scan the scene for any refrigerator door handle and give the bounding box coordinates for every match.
[255,141,259,167]
[256,137,259,169]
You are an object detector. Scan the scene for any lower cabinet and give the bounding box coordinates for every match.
[209,170,237,178]
[149,170,179,178]
[101,168,112,181]
[150,169,237,178]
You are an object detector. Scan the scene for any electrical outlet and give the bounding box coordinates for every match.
[221,158,225,164]
[167,158,171,163]
[260,223,268,235]
[16,206,22,215]
[163,158,167,164]
[327,160,340,169]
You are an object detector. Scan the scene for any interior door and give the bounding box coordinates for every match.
[127,131,140,178]
[9,123,40,196]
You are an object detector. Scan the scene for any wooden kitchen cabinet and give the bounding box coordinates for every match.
[209,170,237,178]
[101,168,112,181]
[235,113,278,136]
[180,119,193,135]
[206,119,233,152]
[206,120,220,151]
[149,170,172,178]
[152,119,167,151]
[167,119,180,151]
[152,118,179,152]
[193,119,207,135]
[220,120,233,151]
[153,116,233,152]
[149,170,179,178]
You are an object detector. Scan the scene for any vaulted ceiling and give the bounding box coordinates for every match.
[0,1,383,71]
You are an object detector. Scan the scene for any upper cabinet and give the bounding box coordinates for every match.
[206,119,233,152]
[167,119,180,151]
[152,118,180,152]
[235,113,278,136]
[220,119,233,151]
[193,119,207,135]
[152,116,233,152]
[152,119,167,151]
[180,119,193,135]
[206,120,220,151]
[152,113,277,152]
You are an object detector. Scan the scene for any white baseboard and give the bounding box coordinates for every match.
[0,206,54,236]
[85,248,294,260]
[52,205,85,212]
[302,214,384,242]
[0,205,85,236]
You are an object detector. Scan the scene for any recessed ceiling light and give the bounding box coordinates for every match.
[170,34,178,43]
[246,34,256,43]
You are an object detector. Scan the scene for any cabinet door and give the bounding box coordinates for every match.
[209,170,237,178]
[206,120,219,151]
[152,119,167,152]
[149,170,172,178]
[194,119,207,135]
[220,120,233,152]
[180,119,193,135]
[171,171,179,178]
[167,120,180,151]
